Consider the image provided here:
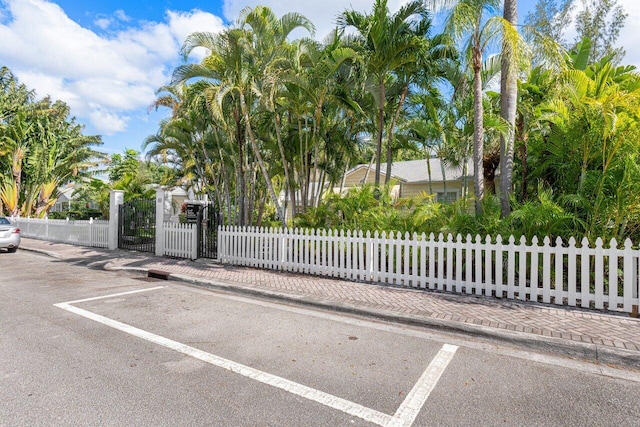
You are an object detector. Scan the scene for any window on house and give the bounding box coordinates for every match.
[436,191,458,204]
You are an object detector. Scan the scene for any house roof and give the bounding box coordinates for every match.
[56,184,77,203]
[348,158,471,184]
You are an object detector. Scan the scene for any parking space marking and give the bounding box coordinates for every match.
[391,344,458,426]
[54,288,457,427]
[61,286,166,305]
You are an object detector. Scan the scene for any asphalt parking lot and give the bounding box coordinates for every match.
[2,251,640,426]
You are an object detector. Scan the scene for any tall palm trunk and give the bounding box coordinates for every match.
[233,107,247,226]
[517,118,529,201]
[440,158,447,199]
[374,80,385,187]
[274,113,291,221]
[499,0,518,217]
[462,159,469,203]
[472,44,485,215]
[298,117,308,213]
[363,153,375,184]
[339,160,350,194]
[425,148,433,196]
[385,85,409,184]
[239,92,286,227]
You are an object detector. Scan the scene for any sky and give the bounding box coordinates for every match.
[1,0,639,156]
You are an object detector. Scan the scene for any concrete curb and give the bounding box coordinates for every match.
[22,244,640,371]
[21,245,65,260]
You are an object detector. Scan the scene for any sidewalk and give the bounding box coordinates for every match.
[19,237,640,370]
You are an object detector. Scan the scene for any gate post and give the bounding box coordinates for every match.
[108,190,124,250]
[155,188,168,257]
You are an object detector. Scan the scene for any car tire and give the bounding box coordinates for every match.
[7,247,17,253]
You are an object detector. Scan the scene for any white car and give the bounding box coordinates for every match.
[0,217,20,253]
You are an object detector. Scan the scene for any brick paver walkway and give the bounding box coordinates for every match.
[19,238,640,358]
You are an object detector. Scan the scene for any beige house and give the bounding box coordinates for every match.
[51,184,77,212]
[341,158,474,203]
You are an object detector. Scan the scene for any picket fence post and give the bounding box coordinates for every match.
[580,237,590,308]
[542,237,551,303]
[623,239,634,313]
[192,223,198,260]
[530,237,540,302]
[89,218,94,247]
[108,190,124,250]
[517,236,527,301]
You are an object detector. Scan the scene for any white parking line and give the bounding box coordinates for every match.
[54,288,457,427]
[60,286,166,305]
[391,344,458,427]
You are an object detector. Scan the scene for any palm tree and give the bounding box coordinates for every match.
[1,86,103,217]
[499,0,518,217]
[0,111,31,215]
[339,0,432,187]
[277,32,365,213]
[385,31,455,185]
[174,6,314,227]
[527,42,640,241]
[428,0,525,215]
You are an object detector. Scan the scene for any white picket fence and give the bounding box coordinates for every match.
[13,216,199,259]
[218,226,640,314]
[13,217,109,248]
[163,222,197,259]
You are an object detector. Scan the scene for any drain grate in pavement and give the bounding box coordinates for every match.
[148,269,170,280]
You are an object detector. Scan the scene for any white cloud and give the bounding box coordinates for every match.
[89,108,129,135]
[167,9,223,59]
[15,71,78,106]
[114,9,130,22]
[94,17,111,29]
[0,0,224,135]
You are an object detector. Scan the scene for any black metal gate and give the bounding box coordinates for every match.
[197,203,223,259]
[118,198,156,253]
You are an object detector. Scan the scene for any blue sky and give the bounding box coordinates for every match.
[1,0,639,157]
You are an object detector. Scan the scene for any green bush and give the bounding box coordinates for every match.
[47,210,105,220]
[294,184,584,243]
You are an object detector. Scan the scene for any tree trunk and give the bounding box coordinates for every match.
[424,148,433,196]
[517,117,529,201]
[250,167,260,226]
[483,149,500,195]
[239,92,286,227]
[440,158,447,200]
[461,158,469,205]
[472,46,485,215]
[385,85,409,184]
[374,81,385,187]
[299,117,308,213]
[233,107,246,226]
[311,144,319,208]
[499,0,518,217]
[339,159,350,194]
[274,113,291,222]
[315,170,326,208]
[363,153,375,184]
